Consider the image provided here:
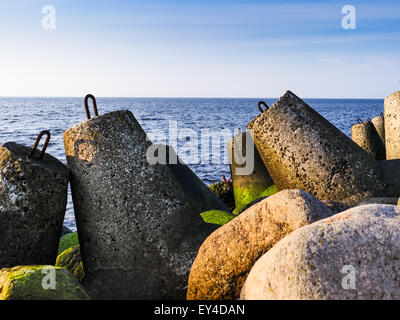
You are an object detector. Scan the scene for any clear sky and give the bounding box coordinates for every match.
[0,0,399,98]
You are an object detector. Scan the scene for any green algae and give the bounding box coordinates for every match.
[200,210,236,226]
[55,246,85,282]
[58,232,79,255]
[233,184,279,215]
[0,266,90,300]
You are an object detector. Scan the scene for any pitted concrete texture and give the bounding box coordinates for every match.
[351,120,385,160]
[371,115,385,147]
[248,91,383,206]
[228,132,274,211]
[153,144,229,213]
[64,110,217,299]
[384,91,400,160]
[0,142,69,267]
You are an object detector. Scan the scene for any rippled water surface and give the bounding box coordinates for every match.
[0,97,383,230]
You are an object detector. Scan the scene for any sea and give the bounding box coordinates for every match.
[0,97,384,231]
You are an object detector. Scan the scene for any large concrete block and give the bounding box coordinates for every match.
[63,106,217,299]
[227,130,274,213]
[351,118,385,160]
[384,91,400,160]
[248,91,383,205]
[0,133,69,267]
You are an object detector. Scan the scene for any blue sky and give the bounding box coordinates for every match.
[0,0,399,98]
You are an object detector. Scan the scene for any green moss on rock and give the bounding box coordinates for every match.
[56,246,85,282]
[200,210,236,226]
[233,184,279,215]
[208,182,235,212]
[0,266,90,300]
[58,232,79,255]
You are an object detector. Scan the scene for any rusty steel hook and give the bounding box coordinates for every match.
[356,118,363,124]
[84,94,99,120]
[367,118,372,122]
[29,130,51,159]
[258,101,269,113]
[222,175,232,184]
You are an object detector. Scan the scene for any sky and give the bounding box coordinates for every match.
[0,0,399,98]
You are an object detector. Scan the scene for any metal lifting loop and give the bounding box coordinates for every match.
[222,175,232,184]
[356,118,363,124]
[29,130,51,159]
[258,101,269,113]
[367,118,372,122]
[84,94,99,120]
[380,112,384,117]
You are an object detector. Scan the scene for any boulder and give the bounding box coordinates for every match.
[241,204,400,300]
[320,200,350,213]
[209,181,235,212]
[356,197,398,206]
[56,246,84,282]
[187,190,334,300]
[0,266,90,300]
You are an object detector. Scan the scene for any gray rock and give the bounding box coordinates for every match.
[356,197,398,205]
[248,90,383,206]
[378,159,400,197]
[63,110,217,299]
[241,204,400,300]
[0,142,69,267]
[187,190,334,300]
[384,91,400,160]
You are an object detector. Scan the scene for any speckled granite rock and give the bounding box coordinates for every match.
[0,266,90,300]
[63,110,217,299]
[241,204,400,300]
[248,91,383,206]
[228,131,274,214]
[0,142,69,267]
[187,190,334,300]
[384,91,400,160]
[351,119,385,160]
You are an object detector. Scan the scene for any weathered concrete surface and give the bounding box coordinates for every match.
[187,190,334,300]
[209,181,235,212]
[371,115,385,147]
[248,91,383,206]
[228,131,274,213]
[241,204,400,300]
[152,144,229,213]
[377,159,400,197]
[0,266,90,300]
[320,200,350,214]
[0,142,69,267]
[384,91,400,160]
[351,120,385,160]
[64,110,217,299]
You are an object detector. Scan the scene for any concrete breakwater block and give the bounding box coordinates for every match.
[63,108,217,299]
[151,144,229,213]
[0,136,69,267]
[227,130,274,214]
[377,159,400,197]
[384,91,400,160]
[351,118,385,160]
[248,90,383,206]
[371,113,385,147]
